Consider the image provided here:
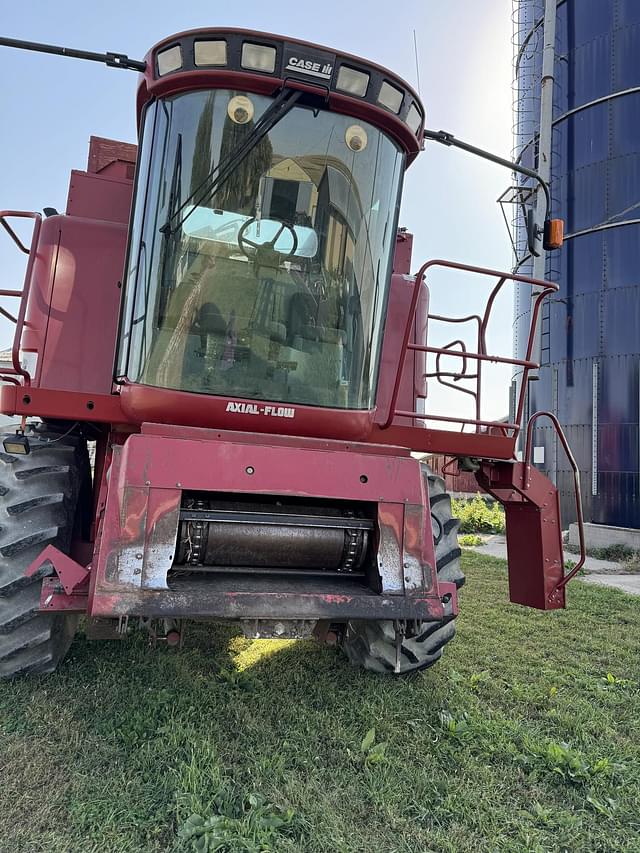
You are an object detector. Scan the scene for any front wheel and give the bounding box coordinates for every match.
[340,467,463,675]
[0,429,90,678]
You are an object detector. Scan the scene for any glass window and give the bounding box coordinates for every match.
[120,89,404,409]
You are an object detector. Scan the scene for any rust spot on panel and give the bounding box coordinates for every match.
[377,503,404,593]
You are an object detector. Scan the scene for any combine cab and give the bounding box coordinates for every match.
[0,29,584,677]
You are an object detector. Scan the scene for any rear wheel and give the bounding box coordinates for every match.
[0,429,90,678]
[340,466,463,674]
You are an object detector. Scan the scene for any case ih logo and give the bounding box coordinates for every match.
[283,43,335,82]
[226,401,295,419]
[285,56,333,79]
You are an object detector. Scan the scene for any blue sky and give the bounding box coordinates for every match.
[1,0,515,419]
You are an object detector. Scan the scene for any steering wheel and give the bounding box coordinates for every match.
[237,217,298,268]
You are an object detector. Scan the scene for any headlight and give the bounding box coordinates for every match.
[3,434,30,455]
[378,81,404,114]
[157,44,183,76]
[241,42,277,73]
[405,103,423,134]
[336,65,369,97]
[194,40,227,67]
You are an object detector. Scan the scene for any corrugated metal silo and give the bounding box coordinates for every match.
[512,0,640,528]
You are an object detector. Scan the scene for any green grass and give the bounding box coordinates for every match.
[1,553,639,853]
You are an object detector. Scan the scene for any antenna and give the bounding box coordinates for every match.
[413,29,422,97]
[0,35,146,72]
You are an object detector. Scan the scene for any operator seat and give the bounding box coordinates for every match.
[181,300,228,383]
[286,291,317,346]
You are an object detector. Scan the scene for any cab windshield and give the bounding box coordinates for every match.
[119,89,404,409]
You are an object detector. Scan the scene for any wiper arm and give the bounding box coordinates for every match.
[162,87,303,236]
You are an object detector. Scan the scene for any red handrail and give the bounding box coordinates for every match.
[0,210,42,385]
[0,212,32,254]
[381,259,559,433]
[523,410,586,592]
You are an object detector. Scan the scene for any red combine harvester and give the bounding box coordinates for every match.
[0,29,585,677]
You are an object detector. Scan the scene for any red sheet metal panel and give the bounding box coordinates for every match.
[87,430,445,621]
[477,461,565,610]
[87,135,137,175]
[66,171,133,224]
[36,216,127,394]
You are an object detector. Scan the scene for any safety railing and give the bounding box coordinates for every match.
[0,210,42,385]
[382,259,559,444]
[523,410,586,596]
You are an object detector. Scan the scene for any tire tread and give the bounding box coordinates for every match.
[0,431,88,679]
[341,465,463,675]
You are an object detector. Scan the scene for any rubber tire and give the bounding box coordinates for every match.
[340,466,463,675]
[0,431,89,678]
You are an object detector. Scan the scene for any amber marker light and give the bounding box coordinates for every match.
[543,219,564,250]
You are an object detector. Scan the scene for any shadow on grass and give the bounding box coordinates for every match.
[55,616,448,736]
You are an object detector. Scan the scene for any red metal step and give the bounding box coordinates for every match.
[476,461,566,610]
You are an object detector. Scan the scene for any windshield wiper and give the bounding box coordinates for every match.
[162,87,303,236]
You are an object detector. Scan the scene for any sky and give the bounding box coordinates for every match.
[0,0,515,421]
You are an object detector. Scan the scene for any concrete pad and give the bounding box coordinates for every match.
[569,521,640,550]
[464,535,640,595]
[580,574,640,596]
[466,535,508,561]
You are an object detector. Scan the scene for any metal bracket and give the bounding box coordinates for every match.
[393,619,406,674]
[25,544,89,595]
[40,576,89,613]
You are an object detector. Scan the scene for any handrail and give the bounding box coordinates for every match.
[427,339,480,420]
[396,410,520,431]
[0,211,32,254]
[523,410,586,592]
[0,307,18,324]
[0,210,42,385]
[426,315,482,422]
[381,258,558,432]
[408,343,539,368]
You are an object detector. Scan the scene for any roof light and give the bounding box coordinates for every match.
[378,81,403,114]
[157,44,183,76]
[405,102,422,135]
[194,40,227,67]
[336,65,369,97]
[241,42,276,73]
